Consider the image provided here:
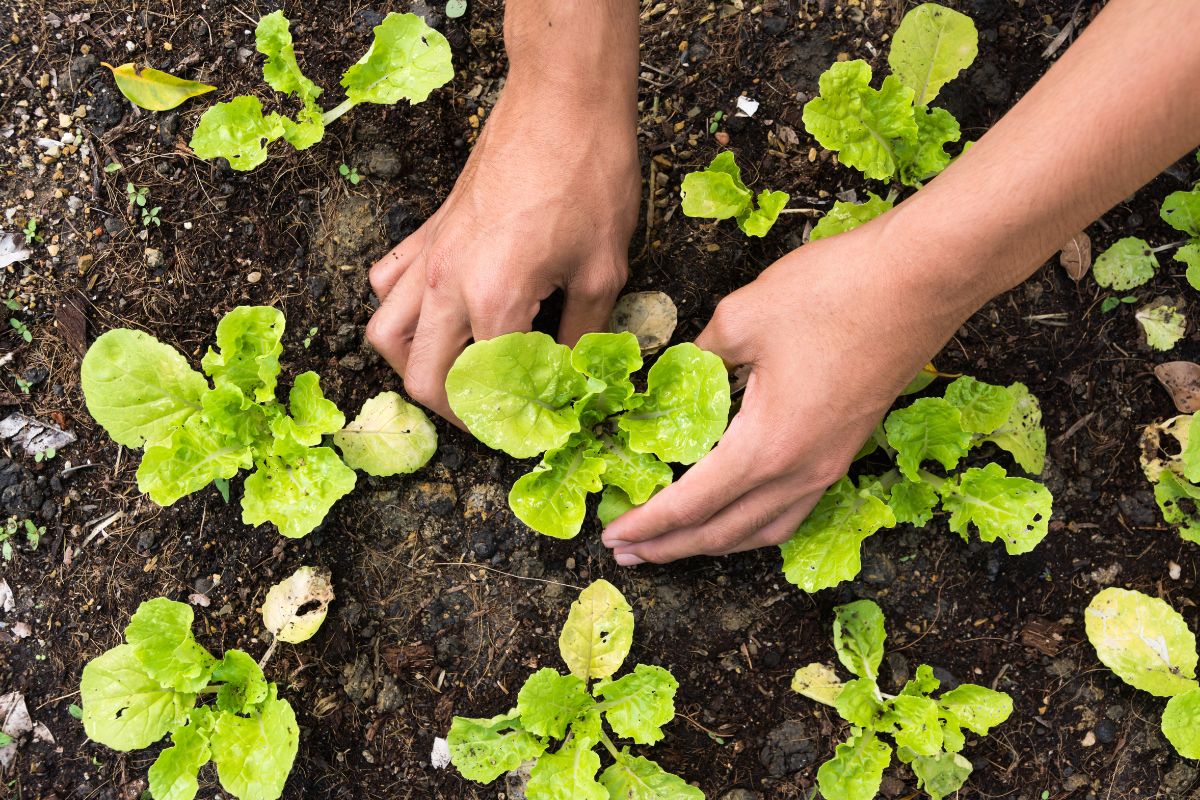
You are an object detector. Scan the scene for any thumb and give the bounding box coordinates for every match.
[694,295,755,369]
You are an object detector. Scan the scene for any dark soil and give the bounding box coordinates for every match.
[2,1,1198,799]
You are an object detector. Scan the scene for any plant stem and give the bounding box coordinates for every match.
[258,636,278,670]
[599,732,623,762]
[915,469,947,491]
[1151,239,1190,254]
[321,99,357,126]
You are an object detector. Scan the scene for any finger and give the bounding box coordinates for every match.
[402,299,472,424]
[365,262,426,375]
[694,297,755,369]
[557,262,625,345]
[721,493,823,555]
[468,288,539,342]
[370,224,429,300]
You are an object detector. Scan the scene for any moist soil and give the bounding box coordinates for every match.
[2,1,1198,799]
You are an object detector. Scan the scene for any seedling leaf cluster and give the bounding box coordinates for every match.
[1138,414,1200,544]
[680,151,790,237]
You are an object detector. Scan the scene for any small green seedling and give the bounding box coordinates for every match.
[707,109,723,135]
[104,161,122,173]
[302,326,318,349]
[1,518,44,560]
[448,580,703,798]
[24,519,43,550]
[803,2,977,187]
[809,192,898,242]
[9,317,32,343]
[680,151,789,237]
[1137,415,1200,544]
[13,376,31,395]
[35,447,57,463]
[1093,182,1200,291]
[337,163,361,185]
[781,376,1052,592]
[3,291,20,312]
[127,182,161,227]
[446,331,731,539]
[1085,588,1200,760]
[0,733,11,747]
[1100,295,1138,314]
[81,306,437,538]
[22,218,41,244]
[794,600,1013,800]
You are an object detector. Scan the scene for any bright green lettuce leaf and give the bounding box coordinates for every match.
[1162,687,1200,759]
[1177,416,1200,483]
[280,372,344,446]
[559,579,634,683]
[596,432,673,505]
[816,731,892,800]
[447,332,585,459]
[213,650,269,715]
[148,710,212,800]
[884,397,972,481]
[938,684,1013,735]
[1161,188,1200,237]
[598,752,705,800]
[190,97,286,172]
[125,598,217,694]
[1093,237,1158,290]
[944,376,1014,434]
[888,2,978,106]
[598,484,637,527]
[137,415,252,506]
[619,342,730,464]
[982,382,1046,474]
[941,463,1051,554]
[201,384,268,448]
[279,106,324,150]
[526,738,607,800]
[1136,302,1187,351]
[570,705,604,750]
[887,478,939,526]
[447,710,547,784]
[911,752,972,800]
[1085,587,1199,697]
[81,328,208,448]
[834,677,884,728]
[509,442,606,539]
[516,668,593,739]
[571,332,641,423]
[256,11,321,106]
[884,694,943,756]
[791,663,845,706]
[802,61,918,181]
[210,686,298,800]
[1152,470,1200,544]
[680,151,752,219]
[341,13,454,106]
[780,476,896,592]
[241,447,357,538]
[332,390,437,477]
[1176,242,1200,290]
[737,189,789,237]
[940,716,965,754]
[895,105,959,186]
[594,664,678,745]
[901,664,941,697]
[810,193,894,241]
[833,599,886,680]
[201,306,285,403]
[80,644,195,751]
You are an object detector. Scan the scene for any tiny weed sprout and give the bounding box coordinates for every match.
[448,580,703,798]
[190,11,453,171]
[1085,588,1200,760]
[81,306,437,538]
[1094,181,1200,291]
[338,163,362,185]
[803,2,976,188]
[780,376,1052,592]
[680,151,789,237]
[127,183,161,227]
[794,600,1013,800]
[22,218,40,244]
[9,316,32,343]
[1138,415,1200,544]
[446,331,731,539]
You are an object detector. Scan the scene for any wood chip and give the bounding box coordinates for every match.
[1020,617,1066,656]
[1058,231,1091,281]
[1154,361,1200,413]
[55,296,88,359]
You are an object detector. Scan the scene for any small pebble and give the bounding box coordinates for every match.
[714,130,730,146]
[246,271,262,284]
[1168,560,1182,580]
[1095,718,1117,744]
[1081,730,1096,747]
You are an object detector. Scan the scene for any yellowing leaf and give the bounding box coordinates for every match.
[791,663,845,707]
[103,63,216,111]
[261,566,334,644]
[1085,587,1198,697]
[333,391,437,476]
[558,580,633,682]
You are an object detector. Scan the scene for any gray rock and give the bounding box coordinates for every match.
[719,790,759,800]
[759,719,817,777]
[1095,718,1117,744]
[70,54,98,84]
[1161,761,1199,795]
[361,144,405,180]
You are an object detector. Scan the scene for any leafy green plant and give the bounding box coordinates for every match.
[809,192,897,241]
[446,331,731,539]
[448,580,703,798]
[128,182,162,227]
[794,600,1013,800]
[1138,414,1200,544]
[337,163,362,185]
[803,3,976,188]
[680,151,789,237]
[9,316,31,343]
[1094,183,1200,291]
[22,218,40,244]
[190,11,453,171]
[80,305,437,538]
[1085,587,1200,760]
[780,376,1052,592]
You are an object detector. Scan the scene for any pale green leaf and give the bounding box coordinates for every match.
[884,396,972,481]
[516,668,593,739]
[526,738,607,800]
[597,484,637,527]
[280,372,344,446]
[447,711,547,784]
[595,431,673,505]
[911,752,973,800]
[256,11,321,106]
[594,664,678,745]
[190,97,286,171]
[201,383,269,448]
[509,441,606,539]
[982,382,1047,474]
[80,644,195,751]
[833,599,886,680]
[1161,188,1200,237]
[1085,587,1198,697]
[571,331,641,423]
[888,2,978,106]
[736,189,789,237]
[558,579,634,682]
[1162,687,1200,759]
[791,663,846,706]
[816,731,892,800]
[1093,237,1158,290]
[884,694,943,756]
[148,710,212,800]
[887,478,939,526]
[136,415,252,506]
[901,664,941,697]
[895,105,960,186]
[210,686,298,800]
[680,151,751,219]
[333,390,437,476]
[598,752,705,800]
[341,13,454,106]
[834,677,884,728]
[124,598,217,693]
[201,306,285,403]
[938,684,1012,735]
[103,62,215,111]
[1152,470,1200,545]
[212,650,268,715]
[1136,302,1187,352]
[1176,242,1200,290]
[943,375,1014,434]
[941,463,1052,554]
[810,193,894,241]
[240,447,357,538]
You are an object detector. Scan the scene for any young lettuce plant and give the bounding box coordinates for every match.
[446,331,730,539]
[189,11,452,170]
[81,306,436,538]
[1138,414,1200,544]
[680,151,790,237]
[780,376,1052,592]
[793,600,1013,800]
[1085,587,1200,760]
[1094,182,1200,292]
[803,2,976,189]
[448,580,703,798]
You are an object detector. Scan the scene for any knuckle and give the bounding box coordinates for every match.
[582,265,628,299]
[670,504,711,530]
[403,369,439,404]
[364,313,392,350]
[423,247,456,292]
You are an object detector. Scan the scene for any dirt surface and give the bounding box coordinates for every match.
[2,1,1199,799]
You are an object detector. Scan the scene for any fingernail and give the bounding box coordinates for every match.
[614,553,644,567]
[602,535,628,548]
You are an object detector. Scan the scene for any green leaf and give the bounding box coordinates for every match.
[887,478,939,526]
[447,331,585,459]
[884,694,943,756]
[280,104,324,150]
[736,189,790,237]
[983,382,1046,474]
[558,579,634,682]
[1136,302,1187,351]
[595,431,673,505]
[571,331,641,423]
[816,731,892,800]
[791,663,846,706]
[1085,587,1199,697]
[527,738,607,800]
[1093,237,1158,290]
[213,650,269,715]
[1176,242,1200,290]
[125,598,217,694]
[341,13,454,106]
[509,441,606,539]
[516,668,593,739]
[901,664,941,697]
[895,105,960,186]
[884,397,972,482]
[802,61,917,181]
[680,151,752,219]
[241,448,356,538]
[1161,188,1200,237]
[833,599,886,680]
[943,376,1014,434]
[911,752,973,800]
[210,686,299,800]
[256,11,321,106]
[280,372,344,446]
[103,62,216,111]
[332,390,437,476]
[1162,687,1200,759]
[834,677,884,728]
[809,193,894,241]
[1152,470,1200,544]
[598,484,637,526]
[780,476,896,592]
[137,416,252,506]
[201,306,286,403]
[941,463,1051,554]
[888,2,978,106]
[201,384,269,448]
[594,664,678,745]
[81,328,208,448]
[618,342,730,464]
[447,711,547,784]
[190,96,286,171]
[148,710,212,800]
[938,684,1013,735]
[80,644,195,751]
[599,752,705,799]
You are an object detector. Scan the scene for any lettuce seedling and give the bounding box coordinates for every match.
[809,192,896,241]
[189,11,452,170]
[780,376,1052,592]
[446,331,730,539]
[448,580,703,798]
[680,151,790,237]
[1138,414,1200,544]
[80,306,436,538]
[1093,184,1200,291]
[1085,587,1200,760]
[794,600,1013,800]
[803,3,976,187]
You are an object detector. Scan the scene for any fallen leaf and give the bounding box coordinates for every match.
[55,298,88,360]
[0,692,32,768]
[11,622,31,639]
[1059,231,1092,281]
[101,62,216,111]
[0,579,12,613]
[0,413,76,457]
[0,233,30,270]
[609,291,678,354]
[262,565,334,644]
[1155,361,1200,413]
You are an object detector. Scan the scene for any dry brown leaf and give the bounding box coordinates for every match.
[1155,361,1200,413]
[609,291,678,354]
[1059,231,1092,281]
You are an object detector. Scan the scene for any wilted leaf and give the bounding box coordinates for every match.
[262,566,334,644]
[1136,300,1187,352]
[609,292,678,354]
[1155,362,1200,413]
[102,62,216,111]
[1138,415,1190,483]
[1058,231,1092,281]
